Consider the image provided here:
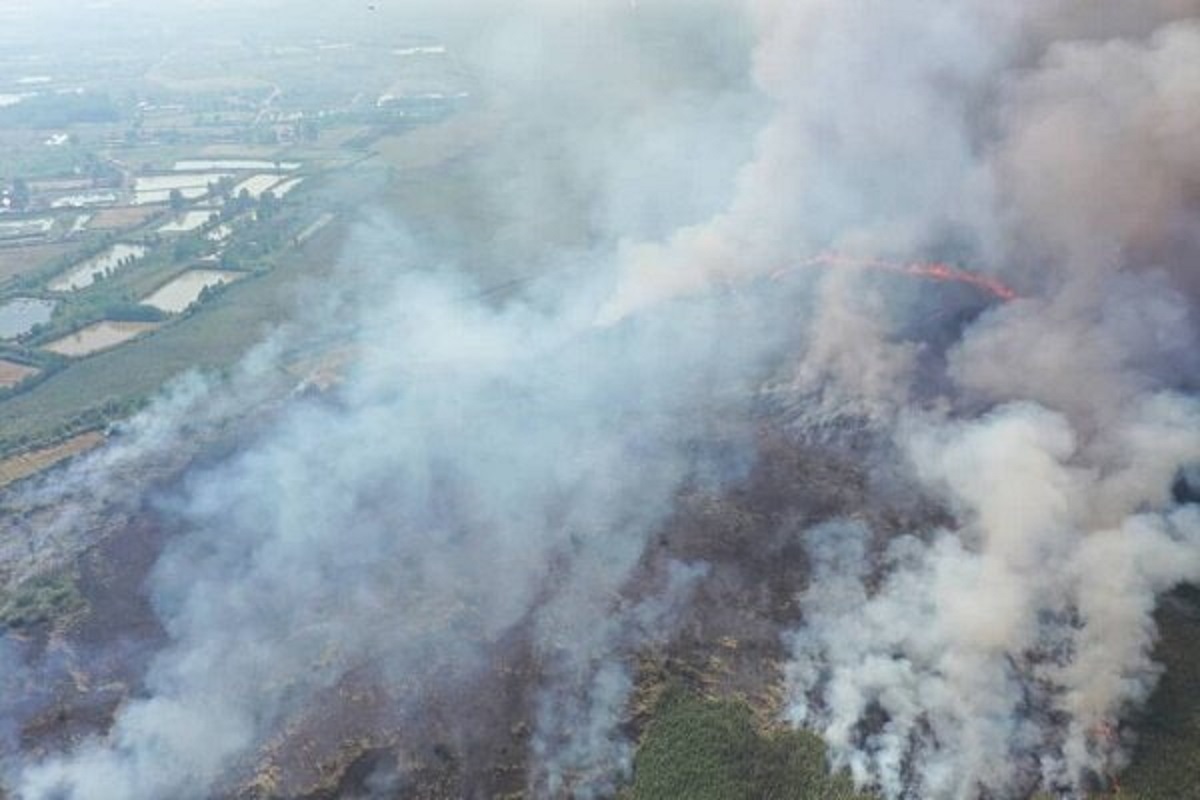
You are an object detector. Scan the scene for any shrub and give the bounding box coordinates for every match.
[0,572,85,630]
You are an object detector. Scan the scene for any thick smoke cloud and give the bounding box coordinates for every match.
[588,1,1200,797]
[15,230,799,798]
[597,0,1021,324]
[762,5,1200,800]
[789,402,1200,797]
[2,1,1199,798]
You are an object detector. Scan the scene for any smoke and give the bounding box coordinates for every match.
[530,560,707,797]
[2,1,1199,798]
[788,401,1200,797]
[578,0,1200,796]
[786,270,920,424]
[0,339,296,590]
[597,0,1022,324]
[14,218,803,798]
[763,4,1200,799]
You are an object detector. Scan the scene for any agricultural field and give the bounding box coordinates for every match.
[157,209,219,233]
[0,34,417,453]
[0,430,102,488]
[0,297,55,338]
[0,242,75,282]
[0,359,39,388]
[141,268,244,313]
[0,215,346,453]
[132,172,232,205]
[175,158,301,171]
[232,173,287,198]
[47,242,148,291]
[42,320,162,357]
[88,206,165,230]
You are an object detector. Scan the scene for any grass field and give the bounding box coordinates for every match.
[372,109,497,171]
[0,243,78,283]
[1101,586,1200,799]
[628,686,871,800]
[0,430,103,488]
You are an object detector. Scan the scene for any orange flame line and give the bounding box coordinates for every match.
[786,252,1019,302]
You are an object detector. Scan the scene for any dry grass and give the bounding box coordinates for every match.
[0,430,104,488]
[0,359,39,388]
[285,345,357,392]
[88,206,163,230]
[372,108,499,171]
[0,242,75,282]
[42,320,162,358]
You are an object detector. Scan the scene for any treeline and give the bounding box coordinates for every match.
[0,92,122,128]
[0,394,145,457]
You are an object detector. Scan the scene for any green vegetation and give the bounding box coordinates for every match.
[0,571,85,630]
[1108,586,1200,799]
[0,214,345,454]
[0,92,121,128]
[102,302,168,323]
[629,686,872,800]
[0,137,346,457]
[627,618,1200,800]
[0,143,100,184]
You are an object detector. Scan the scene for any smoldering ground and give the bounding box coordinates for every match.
[2,1,1200,799]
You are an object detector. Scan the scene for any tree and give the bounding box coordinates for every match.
[168,188,186,213]
[257,191,280,220]
[212,175,235,204]
[172,235,204,263]
[232,188,253,215]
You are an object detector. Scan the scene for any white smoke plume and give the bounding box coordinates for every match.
[1,1,1199,798]
[576,0,1200,797]
[530,560,707,797]
[788,400,1200,797]
[763,4,1200,799]
[13,232,800,798]
[0,339,295,589]
[597,0,1021,324]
